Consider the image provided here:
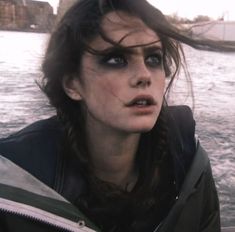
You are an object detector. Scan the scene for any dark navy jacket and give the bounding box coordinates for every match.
[0,105,195,193]
[0,105,220,231]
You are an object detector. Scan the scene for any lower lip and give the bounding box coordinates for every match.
[127,105,156,115]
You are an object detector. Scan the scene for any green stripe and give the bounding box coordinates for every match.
[0,183,100,231]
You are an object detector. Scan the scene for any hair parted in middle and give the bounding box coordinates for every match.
[40,1,233,230]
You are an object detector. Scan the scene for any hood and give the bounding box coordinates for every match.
[0,155,100,232]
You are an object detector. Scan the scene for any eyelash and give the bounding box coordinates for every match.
[100,53,127,68]
[145,53,163,68]
[100,52,163,69]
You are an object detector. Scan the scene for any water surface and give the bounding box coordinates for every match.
[0,30,235,227]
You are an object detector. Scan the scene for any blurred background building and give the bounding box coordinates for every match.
[0,0,55,32]
[57,0,76,19]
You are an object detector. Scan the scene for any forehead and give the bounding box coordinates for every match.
[89,11,161,50]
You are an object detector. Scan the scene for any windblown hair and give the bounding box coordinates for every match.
[41,0,183,174]
[41,0,235,230]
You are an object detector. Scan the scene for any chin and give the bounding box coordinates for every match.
[135,127,154,133]
[134,117,157,132]
[128,122,156,133]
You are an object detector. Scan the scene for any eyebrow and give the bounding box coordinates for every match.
[95,45,162,55]
[95,43,163,56]
[142,45,163,54]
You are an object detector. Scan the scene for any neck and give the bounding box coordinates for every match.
[86,120,140,189]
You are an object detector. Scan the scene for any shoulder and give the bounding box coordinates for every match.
[161,144,220,232]
[164,105,197,188]
[177,144,220,231]
[7,116,62,136]
[0,116,64,187]
[166,105,195,136]
[165,105,196,153]
[0,116,63,154]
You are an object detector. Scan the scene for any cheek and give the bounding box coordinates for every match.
[104,82,120,97]
[162,79,166,93]
[154,75,166,104]
[94,78,125,105]
[155,73,166,91]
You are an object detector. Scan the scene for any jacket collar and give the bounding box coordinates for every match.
[0,155,100,232]
[158,142,209,231]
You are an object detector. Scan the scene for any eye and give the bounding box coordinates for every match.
[101,54,127,68]
[145,53,163,68]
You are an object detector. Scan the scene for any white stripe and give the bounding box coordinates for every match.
[0,198,97,232]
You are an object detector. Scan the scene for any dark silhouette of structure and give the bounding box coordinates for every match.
[0,0,55,32]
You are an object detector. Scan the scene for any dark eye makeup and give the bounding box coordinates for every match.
[145,52,163,68]
[100,52,128,68]
[97,46,163,69]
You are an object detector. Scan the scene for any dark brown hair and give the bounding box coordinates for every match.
[41,0,185,171]
[41,0,235,230]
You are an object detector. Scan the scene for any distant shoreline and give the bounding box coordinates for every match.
[0,28,50,34]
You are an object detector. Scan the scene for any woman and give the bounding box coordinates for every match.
[0,0,234,231]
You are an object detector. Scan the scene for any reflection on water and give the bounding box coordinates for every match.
[0,31,54,131]
[0,31,235,227]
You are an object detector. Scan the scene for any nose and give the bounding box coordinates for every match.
[135,78,151,88]
[129,62,152,88]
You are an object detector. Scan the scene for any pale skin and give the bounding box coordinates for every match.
[63,11,166,190]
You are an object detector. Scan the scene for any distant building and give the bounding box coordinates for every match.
[0,0,28,29]
[0,0,55,32]
[57,0,77,20]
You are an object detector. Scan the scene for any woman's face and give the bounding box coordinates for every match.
[68,11,166,134]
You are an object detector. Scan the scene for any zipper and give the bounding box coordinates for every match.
[153,221,163,232]
[0,197,97,232]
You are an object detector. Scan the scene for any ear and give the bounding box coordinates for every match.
[62,76,83,101]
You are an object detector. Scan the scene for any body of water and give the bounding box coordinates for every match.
[0,30,235,227]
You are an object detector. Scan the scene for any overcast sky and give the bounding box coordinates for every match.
[148,0,235,20]
[38,0,235,20]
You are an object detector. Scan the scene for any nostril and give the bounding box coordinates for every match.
[136,79,151,87]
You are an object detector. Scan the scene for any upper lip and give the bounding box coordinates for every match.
[125,95,157,107]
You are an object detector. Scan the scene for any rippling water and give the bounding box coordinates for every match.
[0,31,235,227]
